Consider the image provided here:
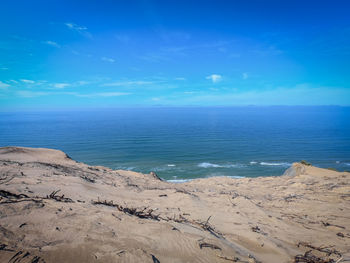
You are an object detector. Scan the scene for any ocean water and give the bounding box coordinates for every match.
[1,106,350,181]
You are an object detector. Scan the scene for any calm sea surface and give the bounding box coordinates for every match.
[1,107,349,181]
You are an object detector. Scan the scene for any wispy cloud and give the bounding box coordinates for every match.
[65,22,92,38]
[20,79,35,84]
[76,81,90,86]
[242,73,249,80]
[75,92,131,98]
[101,57,115,63]
[52,83,70,89]
[175,77,186,81]
[178,84,350,106]
[206,74,222,83]
[0,81,10,89]
[101,81,154,87]
[43,41,60,48]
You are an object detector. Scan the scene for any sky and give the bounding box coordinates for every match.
[0,0,349,109]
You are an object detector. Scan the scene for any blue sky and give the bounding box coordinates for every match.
[0,0,349,109]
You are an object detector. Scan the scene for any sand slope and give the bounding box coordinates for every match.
[0,147,349,263]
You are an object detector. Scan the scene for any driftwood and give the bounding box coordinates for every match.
[81,175,95,183]
[251,226,267,236]
[197,216,222,238]
[45,190,74,203]
[321,221,345,229]
[199,242,221,250]
[216,254,240,262]
[92,199,160,221]
[0,243,15,252]
[151,254,160,263]
[297,242,342,257]
[294,251,337,263]
[175,189,198,197]
[0,190,43,205]
[92,199,223,239]
[162,214,223,239]
[0,190,29,199]
[294,242,343,263]
[8,250,46,263]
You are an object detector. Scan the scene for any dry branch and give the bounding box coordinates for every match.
[45,190,74,203]
[199,242,221,250]
[92,199,160,221]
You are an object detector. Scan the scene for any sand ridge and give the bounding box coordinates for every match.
[0,146,349,263]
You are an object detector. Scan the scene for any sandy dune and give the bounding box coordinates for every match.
[0,146,349,263]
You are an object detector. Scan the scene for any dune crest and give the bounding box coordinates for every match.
[0,147,349,263]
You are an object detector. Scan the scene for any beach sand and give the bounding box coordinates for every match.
[0,146,349,262]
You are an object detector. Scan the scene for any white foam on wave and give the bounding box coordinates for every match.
[198,162,221,168]
[118,166,135,171]
[198,162,244,168]
[259,162,291,166]
[167,164,176,167]
[250,161,257,164]
[227,175,245,179]
[167,179,192,183]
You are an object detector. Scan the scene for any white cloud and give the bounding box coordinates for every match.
[0,81,10,89]
[53,83,70,89]
[101,57,115,63]
[206,74,222,83]
[175,77,186,81]
[65,22,87,31]
[65,22,91,38]
[242,73,249,80]
[152,97,160,101]
[77,92,131,97]
[76,81,90,86]
[96,92,130,97]
[20,79,35,84]
[101,81,153,87]
[178,84,350,106]
[43,41,60,48]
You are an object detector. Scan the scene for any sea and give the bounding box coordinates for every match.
[1,106,349,182]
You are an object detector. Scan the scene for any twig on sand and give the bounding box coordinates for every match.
[199,242,221,250]
[251,226,267,236]
[45,190,74,203]
[321,221,345,229]
[294,242,343,263]
[216,254,240,262]
[297,242,342,257]
[91,199,160,221]
[151,254,161,263]
[0,243,15,252]
[0,190,42,205]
